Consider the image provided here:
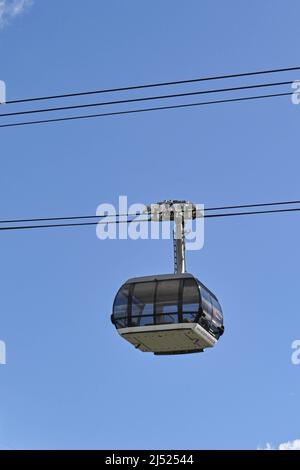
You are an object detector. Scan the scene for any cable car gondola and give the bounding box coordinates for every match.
[111,201,224,355]
[112,273,224,355]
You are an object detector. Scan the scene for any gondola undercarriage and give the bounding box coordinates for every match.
[118,322,217,355]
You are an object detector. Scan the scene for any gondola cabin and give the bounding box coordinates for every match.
[111,273,224,355]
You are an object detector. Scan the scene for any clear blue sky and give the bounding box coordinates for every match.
[0,0,300,450]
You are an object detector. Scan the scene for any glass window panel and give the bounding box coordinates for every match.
[113,285,130,329]
[212,297,223,321]
[182,279,200,313]
[131,282,155,326]
[115,317,127,329]
[211,296,223,334]
[199,286,213,331]
[156,280,180,324]
[113,285,130,319]
[182,313,197,323]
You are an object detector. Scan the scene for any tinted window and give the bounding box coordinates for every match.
[156,280,180,324]
[211,296,223,335]
[182,278,199,322]
[199,286,213,330]
[131,282,155,326]
[113,285,130,328]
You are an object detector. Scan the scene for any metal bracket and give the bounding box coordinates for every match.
[145,200,200,274]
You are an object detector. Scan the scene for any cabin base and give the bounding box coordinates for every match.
[118,323,217,355]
